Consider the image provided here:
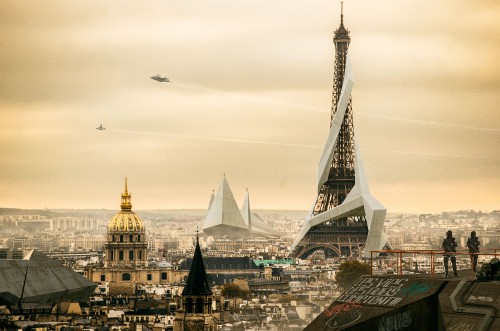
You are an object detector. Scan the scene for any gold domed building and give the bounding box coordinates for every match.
[85,179,187,296]
[104,178,147,268]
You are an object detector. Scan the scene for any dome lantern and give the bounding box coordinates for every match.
[120,177,132,211]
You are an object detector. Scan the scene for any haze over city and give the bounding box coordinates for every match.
[1,0,499,213]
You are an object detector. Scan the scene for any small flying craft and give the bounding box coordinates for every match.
[150,74,170,82]
[96,124,106,130]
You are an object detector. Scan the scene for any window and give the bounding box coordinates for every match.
[139,250,142,260]
[112,235,115,242]
[138,234,141,241]
[207,299,212,313]
[129,251,134,260]
[119,251,124,260]
[129,235,133,242]
[185,298,193,313]
[120,235,123,242]
[147,274,152,281]
[161,272,167,280]
[101,274,106,281]
[195,298,204,313]
[110,251,114,260]
[122,273,131,281]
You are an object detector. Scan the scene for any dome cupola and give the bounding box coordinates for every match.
[104,178,148,268]
[108,178,144,232]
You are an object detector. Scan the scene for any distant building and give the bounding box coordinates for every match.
[0,248,24,260]
[49,217,102,231]
[178,256,260,286]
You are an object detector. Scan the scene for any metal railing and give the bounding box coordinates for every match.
[369,248,500,277]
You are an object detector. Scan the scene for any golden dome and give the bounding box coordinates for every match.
[108,178,144,232]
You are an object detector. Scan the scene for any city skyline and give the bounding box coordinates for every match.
[1,1,499,213]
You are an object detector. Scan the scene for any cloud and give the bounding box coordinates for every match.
[0,0,499,212]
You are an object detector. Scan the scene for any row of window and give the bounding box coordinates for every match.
[109,250,143,260]
[184,298,212,314]
[100,272,168,281]
[112,234,142,243]
[125,316,151,322]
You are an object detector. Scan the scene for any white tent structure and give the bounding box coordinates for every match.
[202,177,283,239]
[202,176,250,239]
[241,190,283,238]
[290,54,391,258]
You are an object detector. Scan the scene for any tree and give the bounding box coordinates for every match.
[334,260,371,291]
[221,283,249,299]
[0,318,18,331]
[268,293,296,304]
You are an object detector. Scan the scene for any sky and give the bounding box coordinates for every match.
[1,0,499,213]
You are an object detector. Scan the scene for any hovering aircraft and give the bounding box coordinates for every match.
[96,124,106,130]
[150,74,170,82]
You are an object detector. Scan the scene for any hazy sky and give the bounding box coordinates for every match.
[1,1,499,213]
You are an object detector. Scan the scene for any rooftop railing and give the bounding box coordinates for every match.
[369,248,500,277]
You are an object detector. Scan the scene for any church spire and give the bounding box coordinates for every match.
[182,232,212,296]
[120,177,132,211]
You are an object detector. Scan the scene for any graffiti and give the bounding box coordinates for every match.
[378,310,412,331]
[468,295,493,303]
[337,277,409,307]
[399,282,433,296]
[325,302,362,329]
[324,301,361,317]
[448,322,475,331]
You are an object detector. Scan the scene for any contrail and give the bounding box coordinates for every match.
[108,128,323,149]
[107,128,499,161]
[366,148,500,161]
[357,112,500,133]
[172,82,329,113]
[171,82,500,133]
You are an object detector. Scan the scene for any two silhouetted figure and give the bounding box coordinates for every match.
[442,230,481,277]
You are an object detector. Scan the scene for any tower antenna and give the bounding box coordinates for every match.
[341,1,344,26]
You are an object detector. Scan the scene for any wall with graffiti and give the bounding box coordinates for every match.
[304,275,445,331]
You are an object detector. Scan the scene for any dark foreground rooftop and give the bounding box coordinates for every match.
[305,271,499,330]
[0,250,96,306]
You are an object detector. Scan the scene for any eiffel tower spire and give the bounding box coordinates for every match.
[317,2,355,215]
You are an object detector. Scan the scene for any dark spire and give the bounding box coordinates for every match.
[182,233,212,296]
[334,2,350,42]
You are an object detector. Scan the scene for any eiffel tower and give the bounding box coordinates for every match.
[290,5,390,259]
